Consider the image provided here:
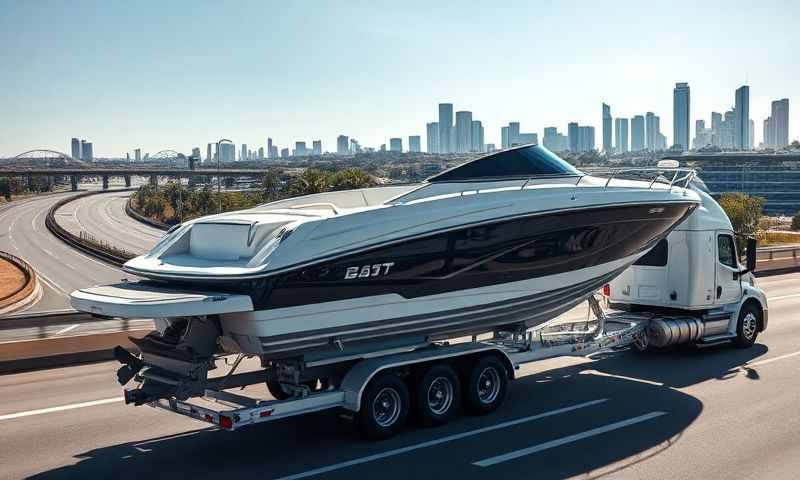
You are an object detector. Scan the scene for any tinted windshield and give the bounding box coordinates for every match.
[428,145,581,182]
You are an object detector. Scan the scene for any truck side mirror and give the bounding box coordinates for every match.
[745,238,757,274]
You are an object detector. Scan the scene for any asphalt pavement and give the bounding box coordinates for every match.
[1,273,799,480]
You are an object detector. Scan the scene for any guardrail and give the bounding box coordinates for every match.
[45,189,137,267]
[0,251,36,304]
[755,244,800,273]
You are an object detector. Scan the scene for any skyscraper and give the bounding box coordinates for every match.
[312,140,322,155]
[508,122,521,147]
[501,126,510,149]
[205,144,211,164]
[470,120,484,152]
[409,135,421,153]
[734,85,750,149]
[426,122,439,153]
[70,138,81,160]
[631,116,645,151]
[267,138,274,158]
[711,112,722,147]
[80,140,93,161]
[135,148,142,163]
[258,147,264,160]
[614,118,629,153]
[336,135,349,155]
[568,122,579,152]
[438,103,453,153]
[645,112,657,151]
[602,103,612,153]
[294,142,307,156]
[673,82,690,151]
[389,138,402,152]
[772,98,790,148]
[543,127,568,152]
[241,144,248,161]
[455,111,473,153]
[578,126,595,152]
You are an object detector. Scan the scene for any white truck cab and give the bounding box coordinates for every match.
[605,180,768,348]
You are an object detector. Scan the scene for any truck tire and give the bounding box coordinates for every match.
[734,303,760,348]
[358,374,410,440]
[463,355,508,415]
[414,364,460,427]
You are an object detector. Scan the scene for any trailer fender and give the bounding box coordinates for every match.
[339,343,514,412]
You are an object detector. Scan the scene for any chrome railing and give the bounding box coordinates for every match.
[577,167,697,190]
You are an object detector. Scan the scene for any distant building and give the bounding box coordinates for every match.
[455,111,473,153]
[337,135,349,155]
[438,103,453,154]
[218,142,235,163]
[350,138,361,153]
[614,118,629,153]
[134,148,142,163]
[70,138,81,161]
[711,112,723,147]
[602,103,612,153]
[673,82,690,151]
[631,116,645,151]
[470,120,484,152]
[735,85,750,149]
[240,144,248,162]
[294,141,308,157]
[508,122,521,146]
[693,119,712,149]
[267,138,274,158]
[501,126,510,149]
[645,112,657,151]
[543,127,568,152]
[408,135,421,153]
[765,98,790,148]
[568,122,579,152]
[81,140,93,162]
[258,147,264,160]
[426,122,439,153]
[312,140,322,155]
[280,148,289,158]
[518,133,538,145]
[205,144,211,164]
[389,138,402,152]
[578,126,595,152]
[485,143,497,152]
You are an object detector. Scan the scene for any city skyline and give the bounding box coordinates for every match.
[1,1,799,157]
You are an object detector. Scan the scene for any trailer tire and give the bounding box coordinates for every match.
[266,379,292,400]
[463,355,508,415]
[734,303,760,348]
[414,364,460,427]
[358,374,410,440]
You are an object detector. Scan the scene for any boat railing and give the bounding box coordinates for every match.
[577,167,696,190]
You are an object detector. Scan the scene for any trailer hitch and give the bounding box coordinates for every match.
[113,345,143,386]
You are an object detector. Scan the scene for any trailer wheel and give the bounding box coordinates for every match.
[358,374,409,440]
[463,355,508,415]
[266,379,292,400]
[415,364,460,427]
[734,303,760,348]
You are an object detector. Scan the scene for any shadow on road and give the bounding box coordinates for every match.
[31,342,768,480]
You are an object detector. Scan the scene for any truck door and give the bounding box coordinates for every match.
[715,232,741,305]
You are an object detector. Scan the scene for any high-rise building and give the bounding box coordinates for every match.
[543,127,569,152]
[470,120,484,152]
[80,140,93,162]
[267,138,274,158]
[294,141,308,156]
[711,112,723,147]
[240,144,248,162]
[501,126,510,149]
[614,118,629,153]
[602,103,612,153]
[70,138,81,161]
[771,98,790,148]
[408,135,421,153]
[578,126,595,152]
[258,147,264,160]
[455,111,473,153]
[350,139,361,153]
[336,135,349,155]
[134,148,142,163]
[749,119,754,151]
[280,148,289,158]
[631,116,645,151]
[645,112,657,151]
[508,122,521,147]
[426,122,439,153]
[438,103,453,153]
[389,138,402,152]
[518,133,538,145]
[218,142,235,163]
[567,122,579,152]
[673,82,690,151]
[734,85,750,149]
[205,144,211,164]
[312,140,322,155]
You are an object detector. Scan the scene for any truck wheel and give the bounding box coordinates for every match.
[734,304,760,348]
[463,355,508,415]
[358,374,409,440]
[415,364,460,427]
[266,379,292,400]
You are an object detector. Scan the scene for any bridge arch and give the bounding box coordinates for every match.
[10,149,86,166]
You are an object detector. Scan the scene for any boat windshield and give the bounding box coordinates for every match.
[428,144,581,182]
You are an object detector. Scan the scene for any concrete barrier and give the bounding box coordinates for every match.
[0,251,40,315]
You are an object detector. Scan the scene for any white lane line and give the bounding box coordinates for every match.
[55,324,79,335]
[273,399,609,480]
[768,292,800,302]
[0,397,122,421]
[742,350,800,369]
[473,411,668,467]
[34,270,67,295]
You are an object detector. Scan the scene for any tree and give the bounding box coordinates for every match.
[792,212,800,231]
[0,178,11,201]
[718,192,766,251]
[789,140,800,150]
[329,168,377,191]
[288,168,330,196]
[262,169,283,202]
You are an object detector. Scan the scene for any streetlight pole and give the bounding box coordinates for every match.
[216,139,232,214]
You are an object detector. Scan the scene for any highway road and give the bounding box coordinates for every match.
[1,272,799,479]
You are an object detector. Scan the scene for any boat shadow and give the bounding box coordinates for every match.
[29,342,768,480]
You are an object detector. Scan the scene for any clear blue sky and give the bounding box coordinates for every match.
[1,0,797,157]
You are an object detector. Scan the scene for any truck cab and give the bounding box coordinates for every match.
[605,179,768,348]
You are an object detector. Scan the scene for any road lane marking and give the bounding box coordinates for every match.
[33,271,67,295]
[579,370,664,386]
[742,350,800,369]
[473,411,667,467]
[767,292,800,302]
[55,324,79,335]
[273,399,609,480]
[0,397,122,421]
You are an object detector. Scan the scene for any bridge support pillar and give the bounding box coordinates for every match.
[102,175,109,190]
[70,175,79,191]
[26,173,34,192]
[124,174,131,188]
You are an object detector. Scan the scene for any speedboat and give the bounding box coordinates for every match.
[71,145,700,363]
